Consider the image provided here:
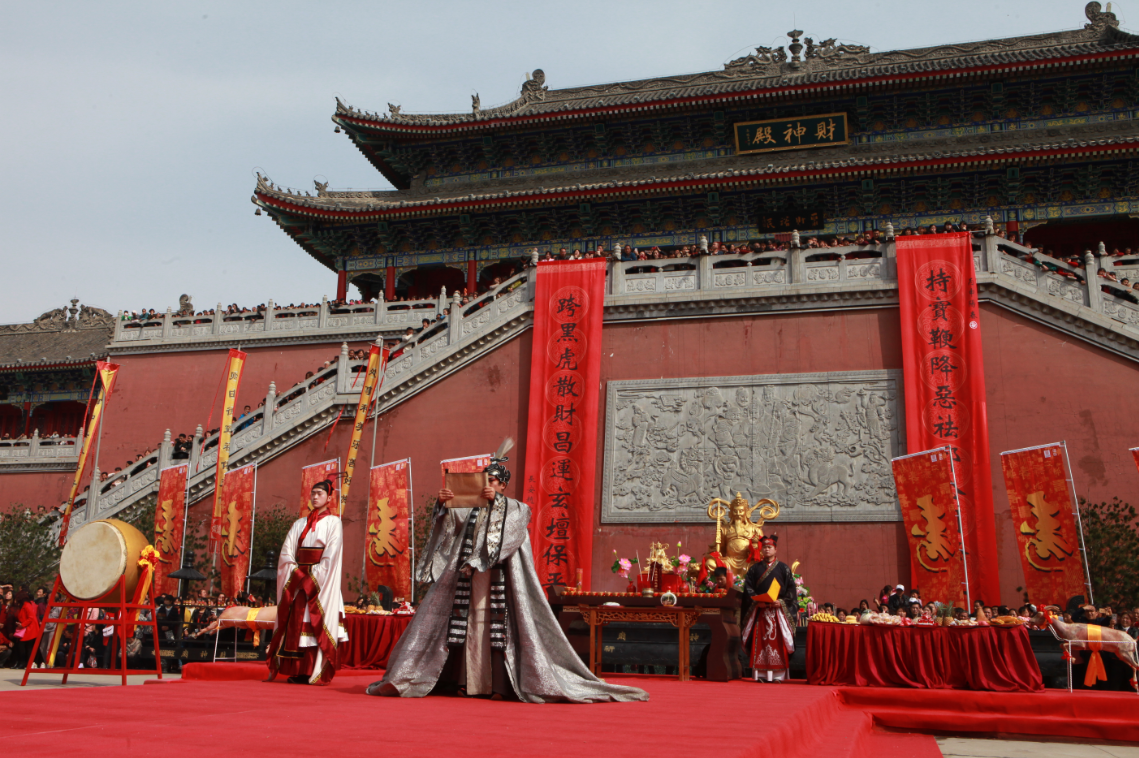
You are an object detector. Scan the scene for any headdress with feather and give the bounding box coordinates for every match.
[485,436,514,485]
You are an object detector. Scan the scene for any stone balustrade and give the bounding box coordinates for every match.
[0,431,80,471]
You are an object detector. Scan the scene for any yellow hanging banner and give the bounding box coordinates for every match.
[340,343,390,510]
[209,349,247,554]
[59,360,120,545]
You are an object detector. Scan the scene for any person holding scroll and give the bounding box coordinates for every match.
[742,534,796,682]
[266,479,347,685]
[367,439,647,704]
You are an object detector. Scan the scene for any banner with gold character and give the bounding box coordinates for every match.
[366,459,412,600]
[341,344,390,503]
[209,348,247,553]
[301,458,340,517]
[1000,442,1090,607]
[218,462,256,598]
[153,463,188,596]
[891,447,970,607]
[60,360,120,545]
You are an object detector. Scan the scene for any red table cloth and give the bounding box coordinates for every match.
[340,614,412,670]
[807,623,1044,691]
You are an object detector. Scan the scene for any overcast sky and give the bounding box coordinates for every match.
[0,1,1120,324]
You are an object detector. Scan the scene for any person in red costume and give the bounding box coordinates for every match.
[742,535,796,682]
[12,590,42,669]
[266,480,347,685]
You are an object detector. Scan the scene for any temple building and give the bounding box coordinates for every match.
[5,3,1139,607]
[255,2,1139,300]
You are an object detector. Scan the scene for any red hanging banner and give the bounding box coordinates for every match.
[153,463,188,597]
[218,463,256,598]
[1130,446,1139,475]
[300,459,340,517]
[522,259,606,591]
[891,447,970,607]
[366,459,412,600]
[896,233,999,604]
[1000,443,1090,607]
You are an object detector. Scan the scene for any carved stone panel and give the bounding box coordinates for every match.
[601,371,905,523]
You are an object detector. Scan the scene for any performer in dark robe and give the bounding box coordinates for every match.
[367,440,648,704]
[742,534,797,682]
[266,480,347,685]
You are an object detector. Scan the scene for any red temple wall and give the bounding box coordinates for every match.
[4,304,1138,609]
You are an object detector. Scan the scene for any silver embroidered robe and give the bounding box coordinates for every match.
[367,495,649,703]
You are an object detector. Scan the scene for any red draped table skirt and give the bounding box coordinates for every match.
[340,614,413,670]
[807,623,1044,692]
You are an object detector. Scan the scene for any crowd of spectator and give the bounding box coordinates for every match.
[0,431,76,446]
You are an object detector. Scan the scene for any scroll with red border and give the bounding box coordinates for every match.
[522,259,607,591]
[366,459,412,600]
[891,447,969,606]
[1000,443,1088,607]
[153,463,188,597]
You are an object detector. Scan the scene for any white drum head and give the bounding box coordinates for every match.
[60,521,127,600]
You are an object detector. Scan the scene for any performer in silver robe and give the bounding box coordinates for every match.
[367,440,648,703]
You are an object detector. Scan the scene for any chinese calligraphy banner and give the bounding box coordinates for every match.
[300,459,340,517]
[209,349,247,553]
[896,233,999,604]
[1000,443,1089,607]
[891,447,969,606]
[366,460,412,600]
[734,112,849,155]
[342,345,390,503]
[153,463,188,597]
[218,463,256,598]
[757,209,827,233]
[60,360,120,545]
[522,259,607,591]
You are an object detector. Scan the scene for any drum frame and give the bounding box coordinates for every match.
[20,573,163,687]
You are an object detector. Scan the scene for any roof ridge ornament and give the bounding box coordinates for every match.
[1085,1,1119,31]
[725,31,869,73]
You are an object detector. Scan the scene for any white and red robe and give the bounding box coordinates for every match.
[267,509,348,685]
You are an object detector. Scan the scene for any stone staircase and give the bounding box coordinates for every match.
[60,225,1139,527]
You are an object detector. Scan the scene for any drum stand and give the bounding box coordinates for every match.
[20,574,163,687]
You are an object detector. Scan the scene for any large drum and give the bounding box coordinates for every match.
[59,519,150,601]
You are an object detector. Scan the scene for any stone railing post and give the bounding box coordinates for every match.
[263,382,276,433]
[318,296,329,329]
[162,308,173,339]
[159,429,172,470]
[883,239,898,280]
[86,466,101,519]
[189,424,203,474]
[336,342,350,394]
[28,429,40,460]
[1085,250,1102,312]
[212,303,222,334]
[437,287,447,317]
[610,259,625,296]
[114,311,124,341]
[698,254,713,291]
[375,292,385,326]
[448,291,463,343]
[265,299,275,332]
[788,231,803,284]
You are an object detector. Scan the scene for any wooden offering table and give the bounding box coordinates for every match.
[548,587,742,681]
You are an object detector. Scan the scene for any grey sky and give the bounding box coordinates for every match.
[0,1,1116,324]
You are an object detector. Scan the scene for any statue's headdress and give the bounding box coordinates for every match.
[484,437,514,485]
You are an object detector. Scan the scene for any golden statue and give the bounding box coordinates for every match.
[706,492,780,578]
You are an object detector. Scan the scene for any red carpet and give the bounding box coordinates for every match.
[5,670,1136,757]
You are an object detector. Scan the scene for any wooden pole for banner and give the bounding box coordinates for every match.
[945,445,972,610]
[407,457,416,605]
[1060,440,1096,606]
[362,397,380,584]
[246,465,259,596]
[177,466,190,599]
[90,384,109,512]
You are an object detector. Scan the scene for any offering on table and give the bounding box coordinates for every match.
[860,611,903,625]
[809,612,840,623]
[990,615,1026,626]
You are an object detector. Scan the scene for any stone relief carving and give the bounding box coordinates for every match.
[601,371,904,523]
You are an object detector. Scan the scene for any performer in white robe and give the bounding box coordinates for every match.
[266,479,348,685]
[367,440,648,703]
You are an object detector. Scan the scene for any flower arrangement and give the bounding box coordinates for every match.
[611,551,637,578]
[793,571,814,612]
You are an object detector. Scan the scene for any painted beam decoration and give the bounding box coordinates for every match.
[734,113,849,155]
[601,371,904,523]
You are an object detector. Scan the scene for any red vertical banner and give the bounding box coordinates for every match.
[300,459,340,517]
[891,447,970,607]
[522,259,606,591]
[218,463,256,598]
[366,459,412,600]
[1000,443,1089,607]
[1130,446,1139,475]
[896,233,999,604]
[153,463,188,597]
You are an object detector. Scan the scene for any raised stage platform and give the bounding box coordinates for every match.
[5,667,1136,757]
